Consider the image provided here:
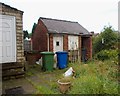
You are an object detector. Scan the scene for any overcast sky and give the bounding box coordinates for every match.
[0,0,119,33]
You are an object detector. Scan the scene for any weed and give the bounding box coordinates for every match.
[67,60,118,94]
[25,59,118,94]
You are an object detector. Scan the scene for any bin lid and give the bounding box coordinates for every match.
[40,51,54,55]
[56,51,68,54]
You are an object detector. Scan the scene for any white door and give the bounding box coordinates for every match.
[53,35,63,52]
[68,35,79,50]
[0,15,16,63]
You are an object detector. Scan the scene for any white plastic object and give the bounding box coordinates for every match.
[63,67,74,77]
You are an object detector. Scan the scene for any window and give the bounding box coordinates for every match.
[56,41,59,46]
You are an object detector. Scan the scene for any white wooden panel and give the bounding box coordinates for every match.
[6,46,11,57]
[6,31,11,42]
[53,35,63,52]
[0,15,16,63]
[68,35,79,50]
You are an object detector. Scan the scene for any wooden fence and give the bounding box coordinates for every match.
[24,40,32,51]
[68,50,80,63]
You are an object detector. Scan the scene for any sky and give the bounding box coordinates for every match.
[0,0,119,33]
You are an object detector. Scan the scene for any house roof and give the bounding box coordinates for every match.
[0,2,23,13]
[40,17,90,35]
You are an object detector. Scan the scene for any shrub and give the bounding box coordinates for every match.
[95,49,118,61]
[93,26,118,55]
[96,50,109,61]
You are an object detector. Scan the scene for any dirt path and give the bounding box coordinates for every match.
[2,64,66,94]
[2,78,37,94]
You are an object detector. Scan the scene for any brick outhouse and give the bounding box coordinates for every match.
[32,17,92,62]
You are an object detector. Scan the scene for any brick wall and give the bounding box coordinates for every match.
[78,36,82,62]
[49,34,53,52]
[63,34,68,51]
[87,36,92,60]
[32,19,48,52]
[0,3,24,64]
[82,36,92,60]
[89,36,92,60]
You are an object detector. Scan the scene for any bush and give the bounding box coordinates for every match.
[95,49,118,61]
[93,26,118,54]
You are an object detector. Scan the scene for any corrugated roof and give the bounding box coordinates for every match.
[40,17,90,35]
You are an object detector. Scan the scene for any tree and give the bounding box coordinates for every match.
[93,26,118,54]
[32,23,37,35]
[23,30,29,39]
[29,32,32,38]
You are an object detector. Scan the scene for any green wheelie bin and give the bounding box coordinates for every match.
[40,52,54,71]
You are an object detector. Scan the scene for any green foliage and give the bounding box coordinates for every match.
[93,35,103,54]
[28,32,32,38]
[118,32,120,42]
[36,85,57,94]
[26,77,58,94]
[93,26,118,54]
[23,30,29,39]
[68,60,118,94]
[32,23,37,35]
[95,49,118,61]
[69,75,103,94]
[101,26,117,49]
[26,59,118,94]
[49,82,60,94]
[103,79,118,94]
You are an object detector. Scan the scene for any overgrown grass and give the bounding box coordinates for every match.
[26,77,60,94]
[25,59,118,94]
[67,60,118,94]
